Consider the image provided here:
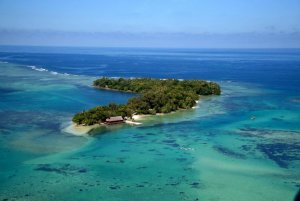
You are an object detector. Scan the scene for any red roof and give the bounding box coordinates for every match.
[105,116,124,122]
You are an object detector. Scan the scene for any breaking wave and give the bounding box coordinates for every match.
[27,65,48,72]
[27,65,73,77]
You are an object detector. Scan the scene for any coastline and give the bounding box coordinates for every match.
[71,78,221,129]
[66,97,202,136]
[63,113,165,136]
[65,102,203,136]
[63,122,101,136]
[63,114,146,136]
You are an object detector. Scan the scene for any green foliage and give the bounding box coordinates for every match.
[72,103,132,125]
[73,78,221,125]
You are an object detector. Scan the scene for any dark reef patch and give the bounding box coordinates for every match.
[120,149,130,152]
[213,146,246,159]
[176,158,188,162]
[78,168,87,173]
[109,185,120,190]
[162,139,176,143]
[168,143,180,148]
[34,164,88,175]
[257,143,300,168]
[137,166,147,170]
[190,182,203,189]
[166,182,180,186]
[271,118,283,121]
[0,111,61,130]
[0,87,21,94]
[148,149,156,152]
[239,127,300,139]
[0,128,11,136]
[132,135,145,139]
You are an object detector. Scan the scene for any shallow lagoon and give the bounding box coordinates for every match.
[0,48,299,201]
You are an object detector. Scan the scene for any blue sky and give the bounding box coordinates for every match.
[0,0,299,48]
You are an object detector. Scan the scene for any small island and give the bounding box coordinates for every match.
[72,78,221,126]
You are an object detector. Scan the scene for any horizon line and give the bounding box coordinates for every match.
[1,44,300,50]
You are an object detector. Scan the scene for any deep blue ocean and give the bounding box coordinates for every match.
[1,46,300,90]
[0,46,299,201]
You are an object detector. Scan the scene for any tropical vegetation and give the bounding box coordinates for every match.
[72,78,221,125]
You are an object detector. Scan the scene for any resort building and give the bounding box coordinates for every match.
[105,116,124,124]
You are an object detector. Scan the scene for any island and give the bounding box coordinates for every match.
[72,77,221,126]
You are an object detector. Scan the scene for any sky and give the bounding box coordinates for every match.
[0,0,300,48]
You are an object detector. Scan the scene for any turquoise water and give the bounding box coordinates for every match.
[0,48,300,201]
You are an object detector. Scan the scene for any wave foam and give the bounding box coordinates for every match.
[27,65,48,72]
[26,65,82,77]
[50,71,58,75]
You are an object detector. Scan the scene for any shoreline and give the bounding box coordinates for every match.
[65,98,203,136]
[71,79,219,134]
[63,123,101,136]
[63,114,147,136]
[64,102,202,136]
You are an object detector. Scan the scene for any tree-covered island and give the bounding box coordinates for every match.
[72,78,221,125]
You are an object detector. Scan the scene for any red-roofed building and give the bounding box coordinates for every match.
[105,116,124,124]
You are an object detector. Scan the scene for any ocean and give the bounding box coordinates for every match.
[0,46,299,201]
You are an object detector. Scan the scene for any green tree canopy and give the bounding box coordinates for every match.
[73,78,221,125]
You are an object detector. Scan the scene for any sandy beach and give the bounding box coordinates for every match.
[64,109,193,136]
[63,115,146,136]
[63,122,101,136]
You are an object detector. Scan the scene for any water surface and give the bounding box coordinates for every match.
[0,47,299,201]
